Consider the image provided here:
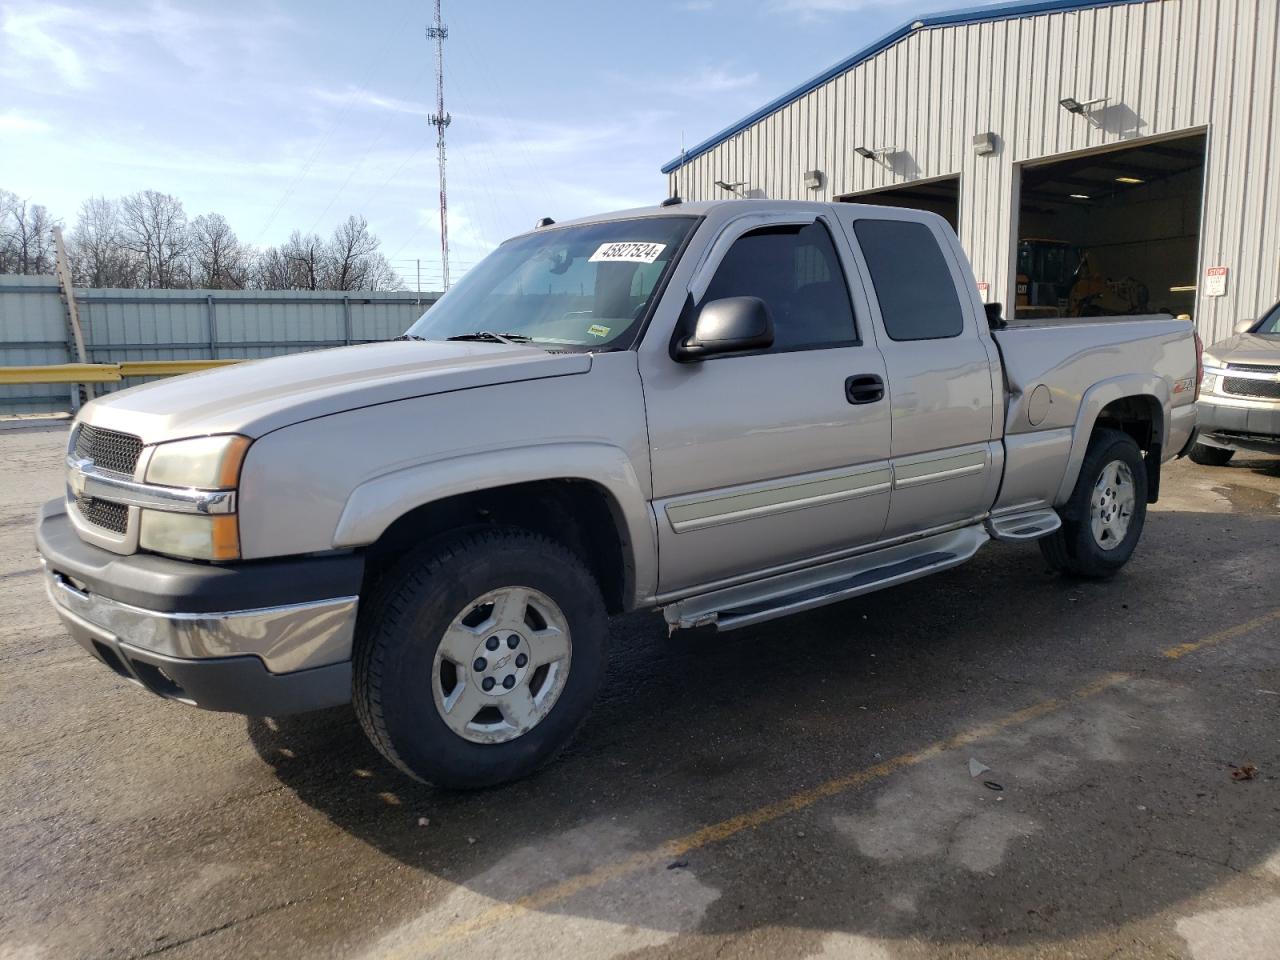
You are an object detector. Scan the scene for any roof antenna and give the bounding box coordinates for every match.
[660,130,686,208]
[680,129,687,196]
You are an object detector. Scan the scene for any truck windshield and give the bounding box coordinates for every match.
[405,216,697,351]
[1255,302,1280,335]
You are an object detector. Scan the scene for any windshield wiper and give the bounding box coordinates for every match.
[391,334,426,341]
[444,331,532,345]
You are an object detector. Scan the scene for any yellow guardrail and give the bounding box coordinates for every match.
[0,359,243,386]
[118,359,244,377]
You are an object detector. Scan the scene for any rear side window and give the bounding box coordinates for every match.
[854,219,964,341]
[703,221,858,352]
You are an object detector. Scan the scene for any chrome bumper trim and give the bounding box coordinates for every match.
[66,455,236,515]
[44,562,357,674]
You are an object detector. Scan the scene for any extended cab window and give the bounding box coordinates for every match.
[703,221,858,352]
[854,219,965,341]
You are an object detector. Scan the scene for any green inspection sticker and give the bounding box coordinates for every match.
[587,324,611,338]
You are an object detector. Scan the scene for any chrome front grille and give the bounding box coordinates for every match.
[1226,362,1280,374]
[74,424,143,477]
[74,496,129,534]
[1223,377,1280,400]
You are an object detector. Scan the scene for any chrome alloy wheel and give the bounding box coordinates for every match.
[1090,459,1136,551]
[431,587,572,744]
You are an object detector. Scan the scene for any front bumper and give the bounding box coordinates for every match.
[36,499,363,715]
[1196,399,1280,454]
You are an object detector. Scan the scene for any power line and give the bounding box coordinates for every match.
[253,61,381,243]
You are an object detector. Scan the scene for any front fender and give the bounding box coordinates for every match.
[1054,374,1168,504]
[332,442,658,606]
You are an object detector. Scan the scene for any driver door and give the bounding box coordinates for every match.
[638,212,892,595]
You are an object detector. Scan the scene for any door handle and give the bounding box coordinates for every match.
[845,374,884,405]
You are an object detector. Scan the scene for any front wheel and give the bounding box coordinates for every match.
[1189,442,1235,466]
[354,529,608,789]
[1040,428,1147,578]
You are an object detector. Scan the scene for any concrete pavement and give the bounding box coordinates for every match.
[2,424,1278,960]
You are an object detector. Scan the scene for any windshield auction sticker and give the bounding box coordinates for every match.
[588,241,667,264]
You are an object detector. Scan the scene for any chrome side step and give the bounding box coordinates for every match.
[985,508,1061,542]
[663,525,989,633]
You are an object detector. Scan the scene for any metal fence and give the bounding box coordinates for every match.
[0,275,437,414]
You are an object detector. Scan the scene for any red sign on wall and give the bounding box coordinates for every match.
[1205,266,1228,297]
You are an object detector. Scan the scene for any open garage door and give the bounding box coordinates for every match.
[1015,132,1206,321]
[837,176,959,232]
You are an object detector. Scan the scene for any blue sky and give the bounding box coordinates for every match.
[1,0,983,289]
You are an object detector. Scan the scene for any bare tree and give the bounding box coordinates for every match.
[283,230,326,290]
[255,230,326,290]
[189,212,248,289]
[325,215,401,291]
[8,186,408,291]
[118,190,190,288]
[0,190,59,274]
[68,197,136,287]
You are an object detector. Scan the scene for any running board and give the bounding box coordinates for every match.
[663,525,989,633]
[985,508,1061,542]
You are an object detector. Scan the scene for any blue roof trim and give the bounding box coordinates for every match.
[661,0,1146,174]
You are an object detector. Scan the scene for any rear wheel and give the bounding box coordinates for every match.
[354,528,608,789]
[1040,428,1147,578]
[1189,442,1235,466]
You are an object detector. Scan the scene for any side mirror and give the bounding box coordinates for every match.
[984,302,1007,330]
[1234,318,1257,335]
[673,296,774,361]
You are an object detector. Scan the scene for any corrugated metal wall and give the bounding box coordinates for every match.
[0,277,437,414]
[667,0,1279,345]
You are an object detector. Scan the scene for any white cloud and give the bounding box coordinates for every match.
[681,65,760,93]
[0,5,87,87]
[311,86,431,118]
[0,1,295,91]
[0,111,50,134]
[606,64,758,100]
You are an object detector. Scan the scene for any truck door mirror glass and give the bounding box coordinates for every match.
[1234,318,1257,335]
[673,296,775,361]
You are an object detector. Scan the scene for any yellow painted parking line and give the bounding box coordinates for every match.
[398,610,1280,957]
[1161,608,1280,660]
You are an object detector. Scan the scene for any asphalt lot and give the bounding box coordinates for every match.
[2,424,1278,960]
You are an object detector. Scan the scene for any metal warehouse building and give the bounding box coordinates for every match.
[663,0,1278,344]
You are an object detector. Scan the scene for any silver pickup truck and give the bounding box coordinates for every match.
[36,200,1200,788]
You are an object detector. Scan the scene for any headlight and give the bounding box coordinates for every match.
[140,435,250,561]
[146,435,250,488]
[1201,352,1222,393]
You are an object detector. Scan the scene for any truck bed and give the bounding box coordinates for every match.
[993,314,1196,437]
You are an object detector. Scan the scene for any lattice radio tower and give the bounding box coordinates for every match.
[427,0,452,289]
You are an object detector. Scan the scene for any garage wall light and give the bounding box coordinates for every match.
[804,169,824,190]
[972,132,997,156]
[854,146,895,160]
[1059,96,1108,115]
[714,179,748,196]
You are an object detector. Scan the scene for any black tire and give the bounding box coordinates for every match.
[1039,428,1148,579]
[353,528,608,789]
[1189,442,1235,466]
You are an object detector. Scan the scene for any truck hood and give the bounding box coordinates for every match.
[1206,332,1280,366]
[79,340,592,442]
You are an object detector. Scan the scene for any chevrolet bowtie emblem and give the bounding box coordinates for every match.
[69,458,93,498]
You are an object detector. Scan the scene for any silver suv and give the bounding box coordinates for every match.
[1193,301,1280,465]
